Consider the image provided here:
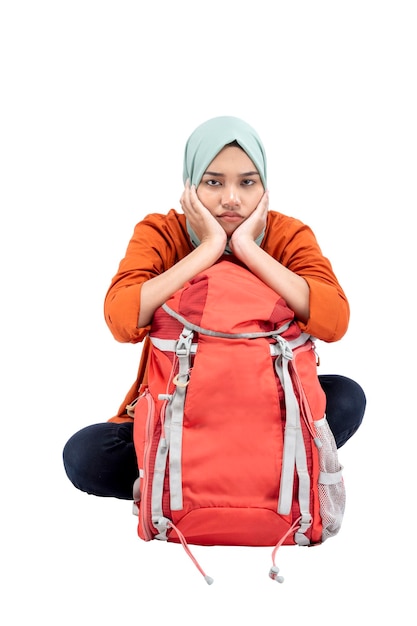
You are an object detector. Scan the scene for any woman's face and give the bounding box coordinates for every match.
[196,145,264,236]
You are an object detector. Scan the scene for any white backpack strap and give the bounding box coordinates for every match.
[149,327,194,536]
[167,327,194,511]
[273,333,313,543]
[273,335,298,515]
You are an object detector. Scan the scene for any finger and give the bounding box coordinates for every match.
[180,180,192,208]
[253,190,269,217]
[189,184,207,213]
[259,190,269,209]
[189,184,199,203]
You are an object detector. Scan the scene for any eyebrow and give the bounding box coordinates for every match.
[203,170,260,177]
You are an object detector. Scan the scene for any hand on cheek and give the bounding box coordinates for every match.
[180,182,227,249]
[231,191,269,246]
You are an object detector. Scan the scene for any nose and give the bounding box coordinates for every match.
[221,184,240,208]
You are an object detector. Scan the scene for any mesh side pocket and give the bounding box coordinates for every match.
[314,417,346,542]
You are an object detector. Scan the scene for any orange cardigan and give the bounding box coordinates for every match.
[104,209,349,422]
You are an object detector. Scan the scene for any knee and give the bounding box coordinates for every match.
[319,374,366,447]
[62,423,107,491]
[62,422,136,498]
[320,374,366,419]
[342,376,367,419]
[62,427,91,491]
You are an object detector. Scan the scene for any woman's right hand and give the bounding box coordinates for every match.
[180,181,227,252]
[137,183,227,328]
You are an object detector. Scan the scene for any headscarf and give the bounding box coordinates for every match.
[183,115,267,188]
[182,116,267,253]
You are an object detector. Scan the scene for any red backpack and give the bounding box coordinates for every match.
[132,257,345,584]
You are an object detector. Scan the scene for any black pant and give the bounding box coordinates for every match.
[63,374,366,500]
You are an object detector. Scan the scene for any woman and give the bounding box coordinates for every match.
[63,115,366,500]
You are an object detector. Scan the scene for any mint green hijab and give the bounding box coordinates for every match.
[183,116,267,253]
[183,115,267,188]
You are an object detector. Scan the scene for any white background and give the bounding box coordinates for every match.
[1,1,415,623]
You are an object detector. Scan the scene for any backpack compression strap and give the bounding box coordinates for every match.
[153,327,194,520]
[271,332,314,545]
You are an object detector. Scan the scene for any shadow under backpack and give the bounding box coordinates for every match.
[131,257,345,584]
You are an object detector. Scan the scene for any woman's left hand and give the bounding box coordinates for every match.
[229,191,269,252]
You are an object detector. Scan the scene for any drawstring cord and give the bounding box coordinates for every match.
[167,520,214,585]
[269,517,302,583]
[152,515,303,585]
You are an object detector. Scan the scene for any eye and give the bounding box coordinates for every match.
[241,179,256,186]
[206,179,221,186]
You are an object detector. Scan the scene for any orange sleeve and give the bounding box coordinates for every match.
[263,212,350,342]
[105,210,192,422]
[104,210,192,344]
[108,338,152,423]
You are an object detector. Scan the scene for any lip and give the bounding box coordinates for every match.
[218,212,242,221]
